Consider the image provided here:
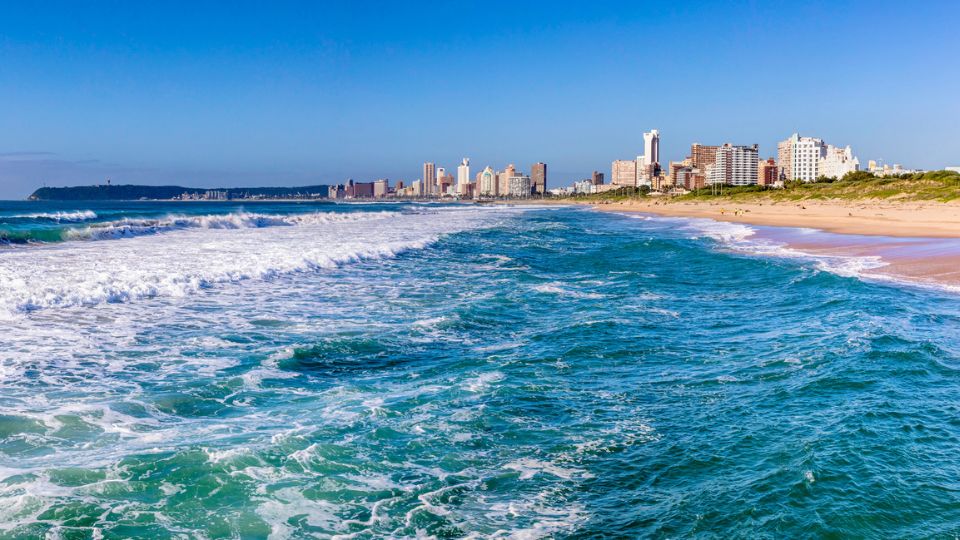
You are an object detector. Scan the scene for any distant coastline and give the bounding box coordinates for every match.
[28,184,335,201]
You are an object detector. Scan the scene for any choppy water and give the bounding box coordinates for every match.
[3,201,960,538]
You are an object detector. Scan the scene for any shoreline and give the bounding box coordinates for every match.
[587,198,960,238]
[577,198,960,291]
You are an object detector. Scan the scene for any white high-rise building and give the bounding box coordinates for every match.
[792,135,824,181]
[456,158,470,197]
[636,129,660,187]
[779,133,860,181]
[508,175,532,198]
[635,155,650,187]
[478,166,497,197]
[706,144,759,186]
[643,129,660,167]
[819,145,859,179]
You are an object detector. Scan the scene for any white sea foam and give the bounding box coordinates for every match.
[642,214,890,281]
[0,207,513,316]
[504,458,589,480]
[531,281,604,299]
[61,210,396,241]
[11,210,98,221]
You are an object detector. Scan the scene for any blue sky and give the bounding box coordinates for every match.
[1,0,958,198]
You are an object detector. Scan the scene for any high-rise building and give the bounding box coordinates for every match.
[706,144,759,186]
[777,133,859,181]
[690,144,720,173]
[508,175,532,198]
[633,130,661,188]
[531,162,547,195]
[373,179,389,198]
[777,135,796,181]
[819,145,859,179]
[611,160,638,187]
[457,158,470,197]
[789,134,823,181]
[498,164,516,195]
[422,162,436,196]
[438,171,454,195]
[478,166,497,197]
[591,171,604,185]
[643,129,660,169]
[758,158,779,186]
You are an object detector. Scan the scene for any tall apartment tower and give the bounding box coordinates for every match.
[777,134,797,181]
[422,162,436,196]
[531,162,547,195]
[611,160,638,187]
[778,133,859,181]
[591,171,604,185]
[690,143,720,173]
[706,144,759,186]
[457,158,470,197]
[643,130,660,168]
[498,164,516,196]
[479,166,497,197]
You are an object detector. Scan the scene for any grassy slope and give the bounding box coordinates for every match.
[681,171,960,203]
[559,171,960,204]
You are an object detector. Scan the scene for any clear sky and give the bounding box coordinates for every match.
[1,1,958,198]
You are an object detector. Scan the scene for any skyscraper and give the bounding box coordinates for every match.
[778,133,859,181]
[457,158,470,197]
[643,129,660,168]
[498,164,516,196]
[478,166,497,197]
[531,162,547,195]
[690,144,720,173]
[706,144,759,186]
[422,162,436,196]
[591,171,604,185]
[777,134,796,181]
[611,160,638,187]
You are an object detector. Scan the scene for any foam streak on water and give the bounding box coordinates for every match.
[2,202,960,538]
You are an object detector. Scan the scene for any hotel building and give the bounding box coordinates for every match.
[373,179,389,198]
[508,175,532,197]
[706,144,759,186]
[422,162,436,196]
[819,145,860,180]
[531,162,547,195]
[457,158,470,197]
[758,158,778,186]
[778,133,860,181]
[611,159,638,187]
[498,164,517,196]
[478,166,497,197]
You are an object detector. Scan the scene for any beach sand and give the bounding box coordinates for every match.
[592,198,960,238]
[583,198,960,290]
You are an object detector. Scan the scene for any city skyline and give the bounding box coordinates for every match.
[1,1,959,198]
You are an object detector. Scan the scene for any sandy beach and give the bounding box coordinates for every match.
[590,198,960,238]
[577,198,960,290]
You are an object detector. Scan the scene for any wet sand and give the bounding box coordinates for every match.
[584,199,960,290]
[592,199,960,238]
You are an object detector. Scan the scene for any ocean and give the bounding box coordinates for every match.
[2,200,960,538]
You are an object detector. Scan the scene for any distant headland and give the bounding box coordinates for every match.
[28,184,332,201]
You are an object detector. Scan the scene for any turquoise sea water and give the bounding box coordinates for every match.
[2,201,960,538]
